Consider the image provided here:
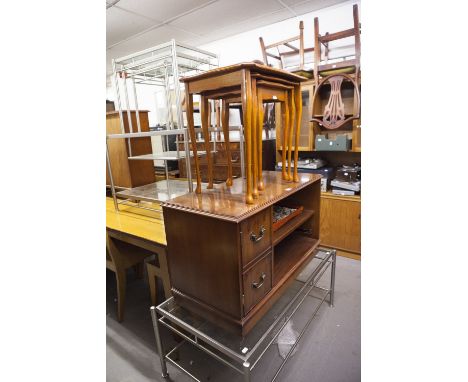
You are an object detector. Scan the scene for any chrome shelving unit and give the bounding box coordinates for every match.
[107,39,219,211]
[150,247,337,382]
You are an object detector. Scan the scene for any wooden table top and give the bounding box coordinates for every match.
[106,198,166,245]
[180,62,308,83]
[161,171,321,223]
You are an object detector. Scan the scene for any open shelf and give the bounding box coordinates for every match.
[273,209,314,246]
[273,232,319,285]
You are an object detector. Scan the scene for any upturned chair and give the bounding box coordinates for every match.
[259,21,314,78]
[311,4,361,130]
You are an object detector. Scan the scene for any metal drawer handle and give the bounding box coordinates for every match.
[250,226,266,243]
[252,273,266,289]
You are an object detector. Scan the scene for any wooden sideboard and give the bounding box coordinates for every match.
[162,171,321,335]
[320,192,360,259]
[106,110,155,189]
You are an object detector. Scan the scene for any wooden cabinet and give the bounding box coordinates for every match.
[320,193,360,258]
[106,110,155,189]
[178,139,276,182]
[162,171,321,335]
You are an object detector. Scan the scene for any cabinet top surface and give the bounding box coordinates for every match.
[180,62,308,83]
[161,171,321,223]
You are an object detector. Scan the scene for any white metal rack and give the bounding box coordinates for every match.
[107,40,219,211]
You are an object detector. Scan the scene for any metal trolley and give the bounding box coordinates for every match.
[150,247,337,382]
[107,40,219,211]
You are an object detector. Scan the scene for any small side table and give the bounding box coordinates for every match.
[181,63,307,204]
[150,247,337,382]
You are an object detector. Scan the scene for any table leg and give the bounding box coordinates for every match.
[221,99,233,187]
[150,307,169,378]
[257,91,264,191]
[330,249,337,307]
[287,88,295,181]
[282,94,290,181]
[185,88,202,193]
[241,69,254,204]
[251,78,258,198]
[293,84,302,182]
[243,361,251,382]
[201,95,214,189]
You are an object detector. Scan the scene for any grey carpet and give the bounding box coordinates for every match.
[106,256,360,382]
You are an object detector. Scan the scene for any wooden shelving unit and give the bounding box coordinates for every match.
[273,209,314,246]
[273,232,319,285]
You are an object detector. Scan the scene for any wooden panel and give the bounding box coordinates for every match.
[320,196,360,254]
[163,207,242,318]
[242,253,272,314]
[106,111,155,188]
[240,207,272,267]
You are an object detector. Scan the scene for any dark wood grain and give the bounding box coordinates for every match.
[162,171,321,335]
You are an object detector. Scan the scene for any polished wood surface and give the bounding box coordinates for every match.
[180,62,308,84]
[162,172,321,335]
[161,171,321,223]
[106,110,155,188]
[106,198,166,245]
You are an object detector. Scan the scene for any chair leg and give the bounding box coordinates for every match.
[146,263,158,307]
[158,251,172,300]
[115,268,126,322]
[132,262,143,279]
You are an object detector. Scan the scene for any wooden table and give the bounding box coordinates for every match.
[181,62,307,204]
[106,198,171,311]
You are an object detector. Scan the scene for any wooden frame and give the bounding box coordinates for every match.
[313,4,361,81]
[259,21,313,72]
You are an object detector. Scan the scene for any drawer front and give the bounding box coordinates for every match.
[215,150,241,164]
[240,207,272,266]
[243,254,272,314]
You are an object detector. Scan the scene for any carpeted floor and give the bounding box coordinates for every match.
[106,255,360,382]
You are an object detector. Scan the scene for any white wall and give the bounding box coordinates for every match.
[200,0,359,67]
[106,0,360,127]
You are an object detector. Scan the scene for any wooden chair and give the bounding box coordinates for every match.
[106,233,152,322]
[259,21,314,77]
[313,4,361,81]
[311,4,361,130]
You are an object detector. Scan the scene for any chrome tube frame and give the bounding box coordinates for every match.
[151,247,337,382]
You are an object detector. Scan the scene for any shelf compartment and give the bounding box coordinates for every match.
[273,209,314,246]
[273,232,319,285]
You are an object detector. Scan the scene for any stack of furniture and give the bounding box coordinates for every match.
[261,4,361,259]
[180,62,307,204]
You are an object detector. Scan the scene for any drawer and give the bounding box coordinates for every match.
[242,254,272,314]
[240,207,272,266]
